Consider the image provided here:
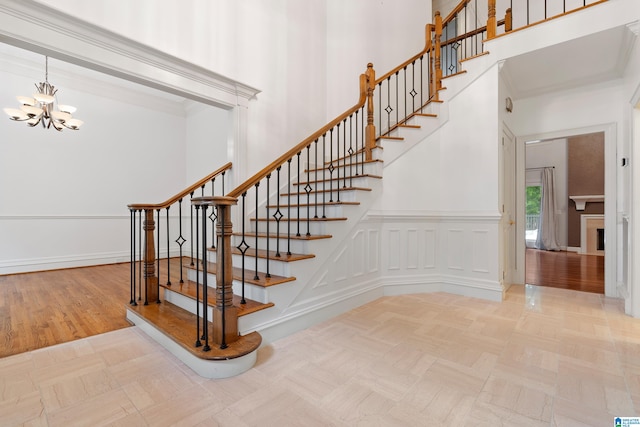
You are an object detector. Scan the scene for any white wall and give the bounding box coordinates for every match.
[0,51,191,273]
[326,0,432,120]
[185,104,230,184]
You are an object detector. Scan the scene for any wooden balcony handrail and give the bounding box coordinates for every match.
[442,0,473,26]
[374,23,435,85]
[227,74,368,199]
[128,162,233,210]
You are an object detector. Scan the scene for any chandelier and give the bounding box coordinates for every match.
[3,56,83,131]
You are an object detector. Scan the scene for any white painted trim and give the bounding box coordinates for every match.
[580,214,605,254]
[0,0,260,109]
[365,211,501,222]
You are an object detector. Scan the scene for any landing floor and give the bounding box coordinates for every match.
[2,285,639,426]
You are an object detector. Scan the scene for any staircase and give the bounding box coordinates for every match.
[125,0,607,378]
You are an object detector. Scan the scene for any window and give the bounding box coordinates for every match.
[526,185,541,241]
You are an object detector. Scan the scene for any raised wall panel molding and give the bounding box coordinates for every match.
[446,229,465,271]
[423,228,437,269]
[472,229,491,273]
[388,229,401,270]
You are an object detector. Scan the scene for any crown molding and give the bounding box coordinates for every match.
[0,0,260,109]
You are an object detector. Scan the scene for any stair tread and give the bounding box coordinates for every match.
[379,136,404,140]
[252,217,347,222]
[184,260,296,287]
[210,246,315,262]
[398,124,421,129]
[282,186,373,196]
[313,159,384,170]
[127,301,263,361]
[292,174,382,186]
[235,231,333,241]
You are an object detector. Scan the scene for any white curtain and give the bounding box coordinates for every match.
[535,167,560,251]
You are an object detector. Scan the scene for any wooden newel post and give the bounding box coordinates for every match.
[487,0,497,39]
[505,8,512,33]
[213,196,239,346]
[434,11,443,98]
[143,209,158,304]
[365,62,376,161]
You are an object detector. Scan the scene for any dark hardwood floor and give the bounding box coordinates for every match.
[525,248,604,294]
[0,258,184,358]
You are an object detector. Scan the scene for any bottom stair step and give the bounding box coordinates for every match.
[126,301,262,362]
[160,282,275,315]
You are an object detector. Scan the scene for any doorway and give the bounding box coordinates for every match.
[523,132,605,294]
[513,124,617,296]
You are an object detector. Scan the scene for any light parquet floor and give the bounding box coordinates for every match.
[2,281,640,426]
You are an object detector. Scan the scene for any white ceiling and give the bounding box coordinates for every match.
[501,25,637,100]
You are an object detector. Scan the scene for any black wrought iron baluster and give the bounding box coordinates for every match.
[296,151,302,237]
[194,204,202,348]
[305,144,312,237]
[328,130,334,204]
[314,139,319,218]
[528,0,530,25]
[355,110,361,177]
[402,67,406,123]
[138,211,142,302]
[321,135,326,219]
[475,0,478,55]
[130,209,137,305]
[254,182,260,280]
[211,177,216,249]
[463,4,467,61]
[175,199,186,283]
[349,115,354,188]
[274,167,282,257]
[394,71,399,128]
[265,174,271,278]
[237,192,248,304]
[166,207,171,286]
[387,76,393,132]
[219,204,228,350]
[143,211,149,306]
[156,208,161,298]
[411,61,416,114]
[201,203,210,352]
[420,55,424,107]
[222,171,226,194]
[378,82,382,136]
[287,158,292,255]
[336,123,341,203]
[189,191,195,266]
[342,118,347,189]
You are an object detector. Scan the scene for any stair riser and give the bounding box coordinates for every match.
[231,236,312,254]
[231,254,291,277]
[277,189,362,204]
[184,270,270,304]
[164,287,214,320]
[292,175,378,192]
[307,161,382,177]
[263,204,345,219]
[252,220,329,236]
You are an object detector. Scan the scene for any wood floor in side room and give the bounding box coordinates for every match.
[525,248,604,294]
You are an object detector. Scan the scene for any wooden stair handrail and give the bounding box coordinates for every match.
[129,162,233,210]
[374,23,435,85]
[227,74,368,199]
